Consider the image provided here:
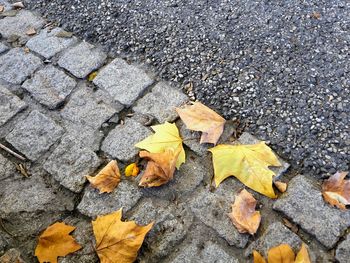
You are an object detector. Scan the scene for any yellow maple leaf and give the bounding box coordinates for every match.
[92,209,153,263]
[124,162,140,177]
[267,244,295,263]
[35,222,81,263]
[253,243,311,263]
[253,250,267,263]
[209,142,281,198]
[86,160,121,193]
[295,243,311,263]
[176,101,226,144]
[135,122,185,168]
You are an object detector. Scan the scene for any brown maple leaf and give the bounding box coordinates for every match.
[35,222,81,263]
[322,171,350,210]
[86,160,121,193]
[139,146,181,187]
[92,209,153,263]
[176,101,226,144]
[228,189,261,235]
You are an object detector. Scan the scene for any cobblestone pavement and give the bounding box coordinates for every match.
[0,4,349,263]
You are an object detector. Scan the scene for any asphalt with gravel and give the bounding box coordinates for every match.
[27,0,350,176]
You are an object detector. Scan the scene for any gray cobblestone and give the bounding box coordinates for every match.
[171,241,239,263]
[22,65,76,109]
[61,85,117,129]
[0,153,21,181]
[59,216,98,263]
[245,222,301,258]
[189,183,249,248]
[0,42,9,54]
[64,124,104,151]
[43,135,102,193]
[0,48,42,84]
[133,82,187,123]
[0,84,27,126]
[141,151,206,200]
[5,110,64,161]
[26,27,78,59]
[78,181,142,218]
[336,235,350,263]
[101,118,151,162]
[273,175,350,248]
[131,199,193,260]
[0,10,44,39]
[58,41,106,78]
[93,58,153,106]
[0,173,74,217]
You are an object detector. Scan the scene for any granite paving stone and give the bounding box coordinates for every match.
[101,118,151,162]
[174,241,239,263]
[141,151,206,200]
[189,183,250,248]
[130,199,193,260]
[0,235,7,255]
[336,234,350,263]
[0,48,43,84]
[58,41,107,78]
[245,222,302,258]
[93,58,154,106]
[59,216,99,263]
[273,175,350,248]
[60,85,117,129]
[77,181,142,218]
[64,124,104,151]
[22,65,76,109]
[26,27,78,59]
[5,110,64,161]
[0,84,27,126]
[133,82,188,123]
[0,10,44,39]
[0,153,21,181]
[43,135,102,193]
[0,42,9,54]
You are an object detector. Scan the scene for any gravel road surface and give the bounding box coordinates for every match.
[27,0,350,175]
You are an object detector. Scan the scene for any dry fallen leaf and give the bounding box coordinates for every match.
[267,244,295,263]
[253,250,267,263]
[12,2,24,9]
[92,209,153,263]
[139,146,181,187]
[282,218,298,233]
[176,101,226,144]
[88,71,98,81]
[295,243,311,263]
[322,171,350,210]
[253,243,311,263]
[274,181,287,193]
[135,122,185,168]
[0,248,25,263]
[35,222,81,263]
[125,162,140,177]
[86,160,121,193]
[26,27,36,36]
[0,5,4,12]
[228,189,261,235]
[209,142,281,198]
